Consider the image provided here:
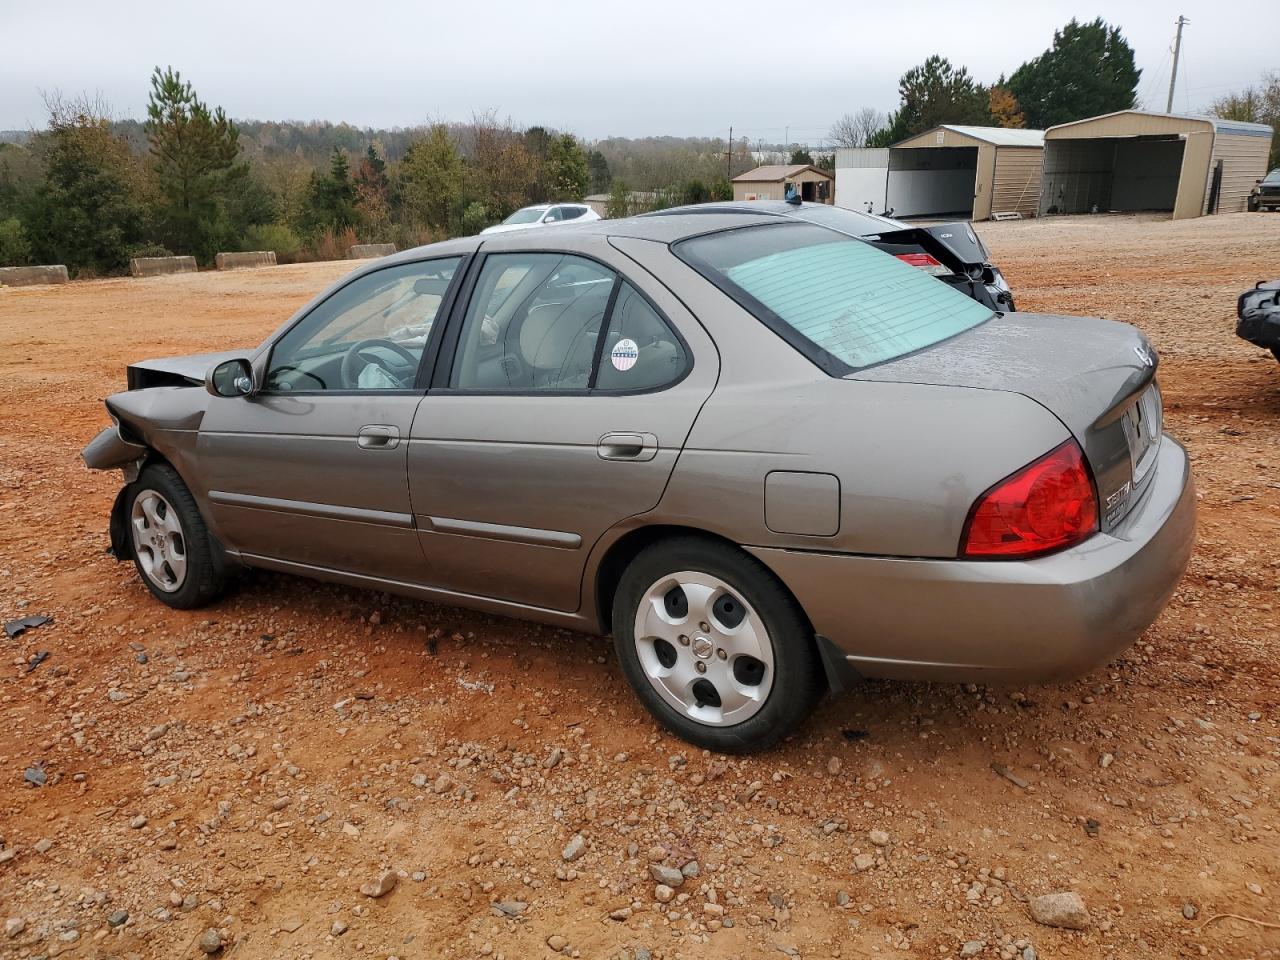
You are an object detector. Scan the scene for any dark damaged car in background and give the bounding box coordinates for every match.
[82,210,1195,752]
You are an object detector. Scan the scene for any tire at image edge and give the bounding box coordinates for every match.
[611,537,825,753]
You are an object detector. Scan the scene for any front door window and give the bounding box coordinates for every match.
[266,258,462,392]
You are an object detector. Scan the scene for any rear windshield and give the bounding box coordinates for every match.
[675,222,993,374]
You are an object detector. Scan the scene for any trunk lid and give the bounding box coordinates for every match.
[849,312,1161,530]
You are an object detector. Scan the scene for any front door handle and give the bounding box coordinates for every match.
[357,424,400,450]
[598,432,658,462]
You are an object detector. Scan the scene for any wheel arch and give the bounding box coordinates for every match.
[590,524,859,694]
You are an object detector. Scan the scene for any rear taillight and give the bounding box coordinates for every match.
[894,252,949,276]
[960,440,1098,559]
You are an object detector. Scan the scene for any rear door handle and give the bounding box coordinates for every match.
[357,424,400,450]
[598,432,658,462]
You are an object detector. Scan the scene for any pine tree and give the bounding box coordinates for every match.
[304,148,358,233]
[884,56,991,142]
[145,67,241,260]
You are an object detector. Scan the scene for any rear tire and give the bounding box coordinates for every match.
[126,464,227,609]
[612,537,824,753]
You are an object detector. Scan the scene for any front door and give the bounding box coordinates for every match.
[409,242,717,612]
[198,256,464,581]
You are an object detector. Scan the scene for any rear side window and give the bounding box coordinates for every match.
[596,282,687,391]
[676,222,993,374]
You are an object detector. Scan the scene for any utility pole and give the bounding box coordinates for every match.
[1166,15,1189,113]
[726,126,733,179]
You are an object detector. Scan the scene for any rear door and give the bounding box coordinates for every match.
[408,236,717,612]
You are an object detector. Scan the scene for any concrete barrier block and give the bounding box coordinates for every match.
[348,243,397,260]
[215,250,277,270]
[0,265,70,287]
[130,256,198,278]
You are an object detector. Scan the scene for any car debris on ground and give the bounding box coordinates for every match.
[4,615,51,638]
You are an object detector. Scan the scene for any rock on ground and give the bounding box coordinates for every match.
[1030,891,1091,930]
[360,869,398,898]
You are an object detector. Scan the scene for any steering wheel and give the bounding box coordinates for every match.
[340,338,418,389]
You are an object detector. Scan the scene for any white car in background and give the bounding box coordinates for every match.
[480,203,601,235]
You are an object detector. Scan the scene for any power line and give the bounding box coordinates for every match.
[1139,46,1172,111]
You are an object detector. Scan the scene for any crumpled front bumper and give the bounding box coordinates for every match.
[81,424,147,478]
[749,437,1196,685]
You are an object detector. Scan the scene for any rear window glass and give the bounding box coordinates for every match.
[675,222,993,373]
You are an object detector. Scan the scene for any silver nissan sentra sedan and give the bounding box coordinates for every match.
[82,210,1196,752]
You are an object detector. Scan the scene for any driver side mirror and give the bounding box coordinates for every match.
[206,357,257,398]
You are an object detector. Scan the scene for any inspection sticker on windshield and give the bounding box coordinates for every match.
[610,338,639,372]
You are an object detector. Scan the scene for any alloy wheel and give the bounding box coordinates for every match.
[632,570,774,726]
[130,490,187,592]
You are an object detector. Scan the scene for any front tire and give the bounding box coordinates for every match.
[126,464,227,609]
[612,537,824,753]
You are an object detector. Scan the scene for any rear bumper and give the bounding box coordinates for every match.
[748,437,1195,684]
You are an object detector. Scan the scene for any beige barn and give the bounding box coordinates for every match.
[731,164,834,203]
[1040,110,1273,219]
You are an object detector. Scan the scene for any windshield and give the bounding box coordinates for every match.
[503,207,546,225]
[676,222,993,374]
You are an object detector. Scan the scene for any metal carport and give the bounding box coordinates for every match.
[884,125,1045,220]
[1040,110,1273,219]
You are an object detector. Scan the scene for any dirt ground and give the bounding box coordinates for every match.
[1,213,1277,960]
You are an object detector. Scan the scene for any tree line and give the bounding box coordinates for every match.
[0,68,749,275]
[3,17,1277,274]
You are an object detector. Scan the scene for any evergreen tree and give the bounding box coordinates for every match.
[145,66,242,261]
[544,134,589,201]
[1008,19,1140,129]
[305,148,358,234]
[586,150,610,194]
[789,148,814,165]
[884,55,990,142]
[25,97,146,274]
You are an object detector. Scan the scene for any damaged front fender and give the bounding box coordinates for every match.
[81,424,148,481]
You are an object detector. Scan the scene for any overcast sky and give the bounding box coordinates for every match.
[1,0,1273,143]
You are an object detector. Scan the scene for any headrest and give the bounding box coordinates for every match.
[520,292,608,370]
